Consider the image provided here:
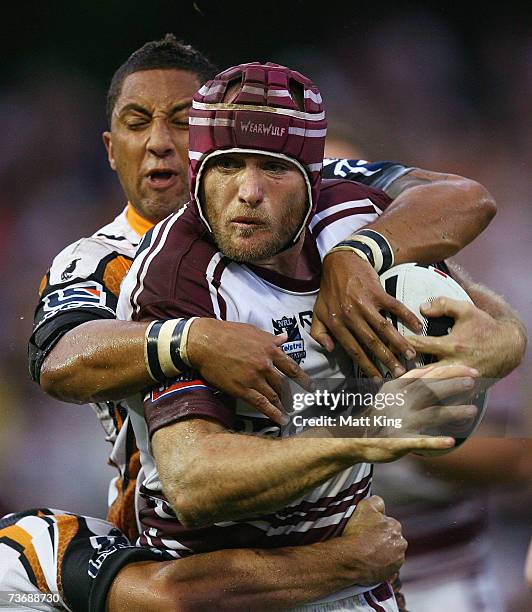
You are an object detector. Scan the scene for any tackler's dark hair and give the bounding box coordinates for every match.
[106,34,218,126]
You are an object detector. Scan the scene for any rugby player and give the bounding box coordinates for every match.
[115,60,523,611]
[7,37,523,610]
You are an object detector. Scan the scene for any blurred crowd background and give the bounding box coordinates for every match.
[0,2,530,609]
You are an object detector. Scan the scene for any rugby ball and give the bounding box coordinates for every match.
[378,263,488,452]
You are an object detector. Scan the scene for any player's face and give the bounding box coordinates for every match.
[103,69,200,223]
[202,153,308,263]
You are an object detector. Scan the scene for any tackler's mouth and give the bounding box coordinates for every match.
[145,169,178,190]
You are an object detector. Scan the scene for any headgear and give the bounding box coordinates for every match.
[188,62,327,244]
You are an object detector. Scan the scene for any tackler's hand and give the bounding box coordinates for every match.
[312,251,421,377]
[186,318,312,425]
[406,296,525,379]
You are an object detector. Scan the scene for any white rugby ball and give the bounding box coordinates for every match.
[378,263,488,452]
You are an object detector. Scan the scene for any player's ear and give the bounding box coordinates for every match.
[102,131,117,171]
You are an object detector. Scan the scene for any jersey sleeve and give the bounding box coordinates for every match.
[142,373,236,438]
[28,236,133,383]
[322,158,413,193]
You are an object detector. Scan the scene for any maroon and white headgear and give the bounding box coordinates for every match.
[188,62,327,244]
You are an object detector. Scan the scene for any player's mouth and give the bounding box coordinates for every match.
[230,216,266,228]
[145,169,178,190]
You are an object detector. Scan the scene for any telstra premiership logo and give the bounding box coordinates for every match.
[239,120,286,136]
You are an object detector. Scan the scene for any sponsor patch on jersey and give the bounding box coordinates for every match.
[61,258,82,281]
[272,315,306,364]
[150,376,209,402]
[41,281,114,319]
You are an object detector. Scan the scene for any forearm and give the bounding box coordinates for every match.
[448,261,526,325]
[357,169,496,263]
[173,544,362,609]
[108,541,363,611]
[154,420,360,527]
[413,435,532,486]
[40,320,151,403]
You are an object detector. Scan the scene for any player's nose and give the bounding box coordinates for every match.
[147,119,176,158]
[237,166,264,207]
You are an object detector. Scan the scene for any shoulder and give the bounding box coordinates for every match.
[132,205,218,295]
[46,236,130,289]
[121,206,223,321]
[322,158,413,192]
[317,178,391,213]
[46,208,138,290]
[32,209,138,335]
[309,180,389,256]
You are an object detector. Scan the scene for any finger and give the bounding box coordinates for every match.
[420,364,479,380]
[329,322,383,378]
[420,297,473,319]
[400,363,439,380]
[365,310,417,362]
[242,387,287,426]
[383,295,423,333]
[380,365,439,398]
[420,404,478,429]
[394,436,456,451]
[410,375,476,407]
[310,315,335,352]
[348,317,406,378]
[272,331,288,346]
[405,334,455,357]
[263,362,286,398]
[271,349,314,391]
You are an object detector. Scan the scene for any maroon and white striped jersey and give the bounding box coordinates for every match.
[118,180,390,588]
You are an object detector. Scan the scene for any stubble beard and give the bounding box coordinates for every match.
[210,203,307,263]
[136,192,188,223]
[131,172,189,223]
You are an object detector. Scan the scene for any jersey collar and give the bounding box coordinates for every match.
[126,202,154,236]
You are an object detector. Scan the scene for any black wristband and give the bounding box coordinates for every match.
[354,229,394,273]
[145,318,190,382]
[146,320,166,382]
[169,318,188,373]
[332,240,375,268]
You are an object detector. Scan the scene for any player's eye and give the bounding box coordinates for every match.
[172,119,189,129]
[214,156,242,170]
[264,161,291,173]
[171,114,190,129]
[124,117,150,130]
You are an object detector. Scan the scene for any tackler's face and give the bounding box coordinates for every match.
[103,68,200,223]
[201,152,308,263]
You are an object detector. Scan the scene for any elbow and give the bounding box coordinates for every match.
[463,178,497,228]
[40,355,89,404]
[162,464,229,528]
[39,369,59,398]
[155,433,240,529]
[169,490,216,529]
[168,485,223,529]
